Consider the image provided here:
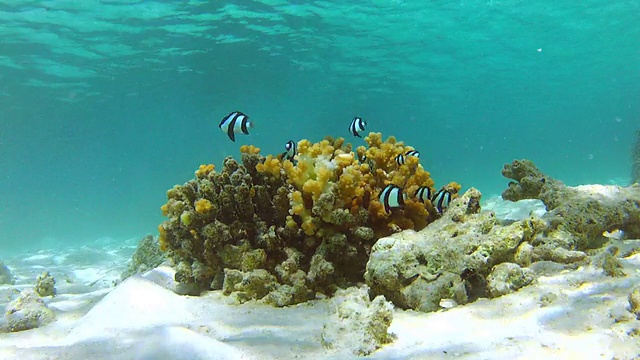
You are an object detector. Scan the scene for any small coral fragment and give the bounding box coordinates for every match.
[34,271,56,297]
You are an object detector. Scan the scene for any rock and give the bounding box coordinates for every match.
[321,286,394,356]
[486,263,535,298]
[4,289,55,332]
[365,188,543,312]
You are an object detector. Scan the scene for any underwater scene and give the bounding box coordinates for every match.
[1,1,639,359]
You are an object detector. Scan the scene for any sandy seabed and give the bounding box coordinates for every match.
[1,197,639,360]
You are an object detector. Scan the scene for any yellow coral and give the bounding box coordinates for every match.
[301,217,316,236]
[256,155,283,177]
[195,164,215,178]
[160,203,169,216]
[195,198,212,214]
[289,190,305,215]
[334,152,354,167]
[158,224,168,251]
[240,144,261,154]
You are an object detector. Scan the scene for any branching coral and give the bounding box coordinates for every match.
[158,133,459,306]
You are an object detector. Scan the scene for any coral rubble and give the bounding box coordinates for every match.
[501,159,640,249]
[158,134,457,306]
[34,271,56,297]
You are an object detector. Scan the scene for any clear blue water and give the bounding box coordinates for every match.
[1,1,638,254]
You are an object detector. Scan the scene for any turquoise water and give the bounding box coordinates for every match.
[1,1,638,254]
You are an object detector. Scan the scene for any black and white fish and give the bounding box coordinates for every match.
[282,140,297,162]
[379,184,405,213]
[405,149,420,158]
[395,153,405,165]
[349,116,367,138]
[431,188,452,214]
[415,186,432,203]
[219,111,253,142]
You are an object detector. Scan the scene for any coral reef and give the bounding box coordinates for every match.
[321,286,394,355]
[633,129,640,185]
[3,289,55,332]
[0,260,14,285]
[34,271,56,297]
[501,159,640,249]
[120,234,166,281]
[158,133,457,305]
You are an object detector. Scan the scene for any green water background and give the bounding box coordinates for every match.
[0,1,638,254]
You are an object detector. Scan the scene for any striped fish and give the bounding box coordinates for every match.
[415,186,432,203]
[282,140,297,162]
[349,116,367,138]
[219,111,253,142]
[405,149,420,158]
[379,184,405,213]
[431,188,452,214]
